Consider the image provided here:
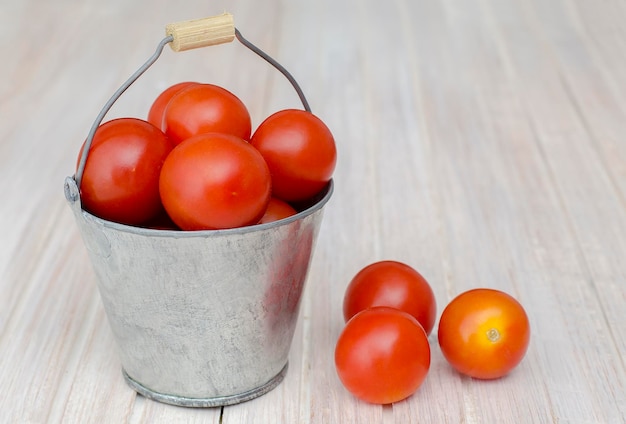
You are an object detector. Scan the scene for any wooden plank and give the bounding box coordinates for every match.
[480,0,626,421]
[348,0,466,422]
[0,204,107,422]
[389,0,560,421]
[54,296,139,423]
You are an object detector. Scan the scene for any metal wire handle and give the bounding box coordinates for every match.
[234,29,311,113]
[74,28,311,189]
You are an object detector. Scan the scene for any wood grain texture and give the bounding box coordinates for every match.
[1,0,625,422]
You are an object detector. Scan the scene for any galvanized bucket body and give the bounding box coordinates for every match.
[64,176,332,407]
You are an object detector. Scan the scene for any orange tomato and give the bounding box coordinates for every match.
[437,288,530,379]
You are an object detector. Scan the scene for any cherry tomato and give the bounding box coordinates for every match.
[437,288,530,379]
[163,83,251,145]
[258,198,297,224]
[159,132,271,230]
[335,307,431,404]
[343,261,437,335]
[141,209,180,231]
[147,81,198,130]
[78,118,173,225]
[250,109,337,202]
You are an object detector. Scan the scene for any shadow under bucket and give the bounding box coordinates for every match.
[64,177,333,407]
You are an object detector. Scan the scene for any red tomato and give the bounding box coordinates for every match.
[159,132,271,230]
[258,198,297,224]
[78,118,173,225]
[163,83,251,145]
[343,261,437,335]
[437,288,530,379]
[147,81,198,130]
[141,209,180,231]
[335,307,431,404]
[250,109,337,202]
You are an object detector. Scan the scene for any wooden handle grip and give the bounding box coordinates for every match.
[165,13,235,52]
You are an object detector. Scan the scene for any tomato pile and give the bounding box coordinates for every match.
[335,260,531,404]
[78,82,336,230]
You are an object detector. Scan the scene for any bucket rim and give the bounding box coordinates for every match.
[65,177,333,237]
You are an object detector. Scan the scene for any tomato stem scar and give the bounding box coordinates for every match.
[486,328,501,342]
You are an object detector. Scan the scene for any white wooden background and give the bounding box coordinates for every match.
[1,0,625,422]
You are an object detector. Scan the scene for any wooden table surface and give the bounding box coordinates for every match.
[2,0,625,422]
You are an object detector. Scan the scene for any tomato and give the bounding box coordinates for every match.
[258,198,297,224]
[141,209,180,231]
[159,132,271,230]
[147,81,198,130]
[250,109,336,202]
[437,288,530,379]
[78,118,173,225]
[334,307,431,404]
[343,261,437,335]
[162,83,251,145]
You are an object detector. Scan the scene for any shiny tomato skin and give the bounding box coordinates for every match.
[147,81,198,130]
[159,132,271,230]
[343,261,437,335]
[258,197,297,224]
[437,288,530,379]
[163,83,252,145]
[335,307,431,404]
[79,118,173,225]
[250,109,337,202]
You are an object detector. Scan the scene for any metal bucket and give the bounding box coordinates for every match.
[64,177,332,407]
[64,13,334,407]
